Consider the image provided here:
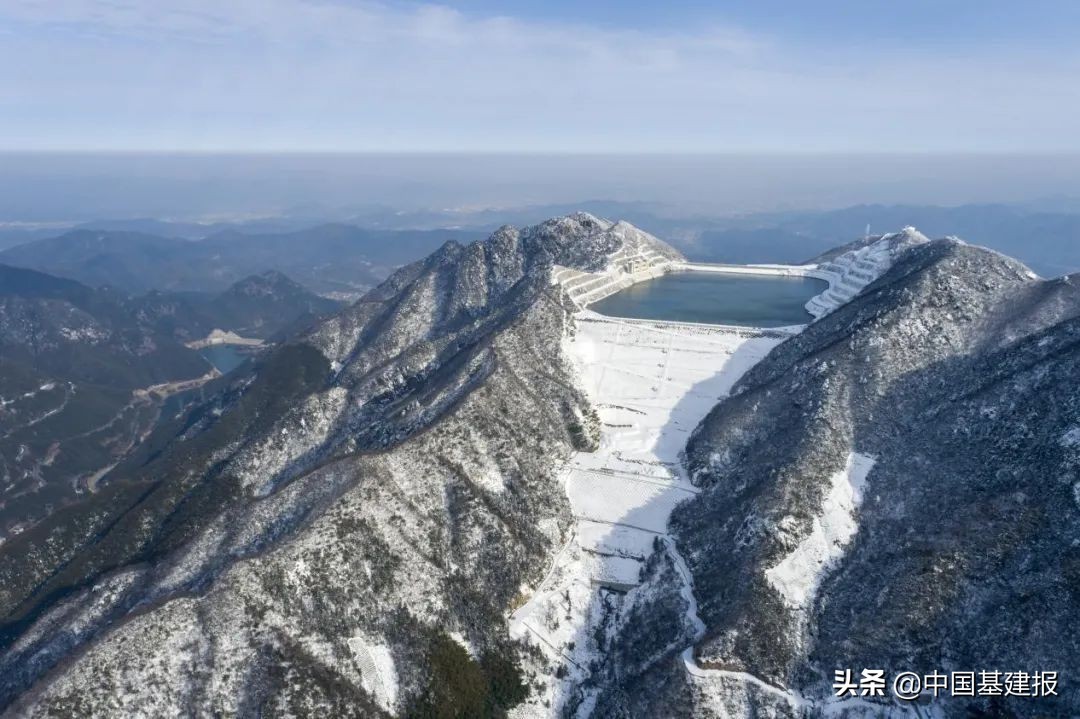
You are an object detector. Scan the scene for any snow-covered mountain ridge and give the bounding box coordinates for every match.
[1,214,1072,719]
[0,213,694,717]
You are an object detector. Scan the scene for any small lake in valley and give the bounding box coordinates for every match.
[199,344,251,374]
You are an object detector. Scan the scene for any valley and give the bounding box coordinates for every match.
[510,246,882,715]
[510,312,785,715]
[504,226,973,716]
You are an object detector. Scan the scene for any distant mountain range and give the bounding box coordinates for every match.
[0,224,483,297]
[3,202,1080,297]
[133,270,343,343]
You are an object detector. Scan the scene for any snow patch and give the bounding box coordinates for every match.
[765,452,875,611]
[449,630,477,657]
[348,637,399,713]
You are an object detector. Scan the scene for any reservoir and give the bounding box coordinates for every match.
[199,344,250,374]
[589,271,828,327]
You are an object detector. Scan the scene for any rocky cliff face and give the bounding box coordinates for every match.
[0,213,678,717]
[587,239,1080,717]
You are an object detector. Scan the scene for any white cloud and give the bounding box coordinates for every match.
[0,0,1077,151]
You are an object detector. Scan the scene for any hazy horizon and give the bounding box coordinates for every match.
[7,3,1079,225]
[4,151,1080,225]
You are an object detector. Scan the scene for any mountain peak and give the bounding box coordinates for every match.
[884,225,931,246]
[565,210,612,228]
[4,214,1079,718]
[224,270,307,298]
[257,269,291,282]
[514,213,681,274]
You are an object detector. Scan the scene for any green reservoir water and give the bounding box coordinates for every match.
[590,271,827,327]
[199,344,249,374]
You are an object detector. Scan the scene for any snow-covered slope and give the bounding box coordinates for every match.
[0,213,696,717]
[804,226,929,317]
[5,217,1075,719]
[586,240,1080,718]
[508,314,784,716]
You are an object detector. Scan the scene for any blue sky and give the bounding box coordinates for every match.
[1,0,1077,152]
[433,0,1080,43]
